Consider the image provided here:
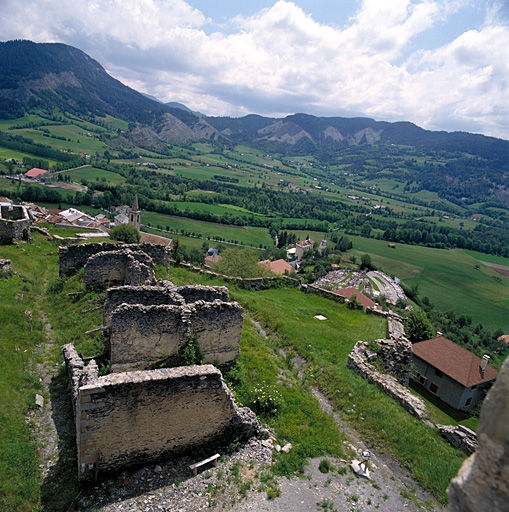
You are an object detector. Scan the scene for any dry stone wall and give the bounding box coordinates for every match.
[59,242,170,277]
[84,249,155,290]
[0,258,13,277]
[437,425,478,455]
[447,357,509,512]
[103,285,185,326]
[377,337,412,386]
[62,344,259,477]
[348,340,428,419]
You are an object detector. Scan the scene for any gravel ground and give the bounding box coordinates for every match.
[76,433,441,512]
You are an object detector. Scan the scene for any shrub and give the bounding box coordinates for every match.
[318,459,334,473]
[109,224,140,243]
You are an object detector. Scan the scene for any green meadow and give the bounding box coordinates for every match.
[141,211,274,248]
[346,235,509,330]
[63,165,126,185]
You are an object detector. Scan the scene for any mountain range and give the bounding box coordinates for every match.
[0,39,508,163]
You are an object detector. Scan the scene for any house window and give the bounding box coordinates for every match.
[429,383,439,394]
[434,369,443,378]
[419,375,427,385]
[465,397,472,407]
[471,385,477,390]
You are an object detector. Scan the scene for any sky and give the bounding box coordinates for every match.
[1,0,508,139]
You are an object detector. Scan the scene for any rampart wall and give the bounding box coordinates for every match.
[83,249,155,290]
[437,424,478,455]
[62,344,258,476]
[177,262,301,290]
[59,242,170,277]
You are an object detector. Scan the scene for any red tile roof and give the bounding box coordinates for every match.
[139,231,172,246]
[25,167,49,178]
[260,259,294,275]
[412,336,498,387]
[331,287,377,310]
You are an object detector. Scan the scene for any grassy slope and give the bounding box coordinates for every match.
[0,238,469,509]
[0,236,58,511]
[167,266,465,504]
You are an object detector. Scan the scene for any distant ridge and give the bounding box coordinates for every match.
[0,39,508,161]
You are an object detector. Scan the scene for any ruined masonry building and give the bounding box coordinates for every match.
[0,204,31,243]
[61,242,258,477]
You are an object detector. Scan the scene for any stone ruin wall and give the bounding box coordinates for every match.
[0,258,13,277]
[59,242,170,277]
[348,340,428,419]
[103,285,186,326]
[377,317,412,385]
[62,344,258,476]
[108,300,243,373]
[447,357,509,512]
[437,424,478,455]
[0,205,31,242]
[102,284,241,373]
[83,249,155,290]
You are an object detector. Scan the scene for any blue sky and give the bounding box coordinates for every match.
[1,0,508,139]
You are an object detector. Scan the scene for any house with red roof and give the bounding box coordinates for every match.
[25,167,50,179]
[260,258,295,275]
[331,287,378,311]
[411,335,498,411]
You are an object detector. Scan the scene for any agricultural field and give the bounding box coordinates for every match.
[345,235,509,331]
[141,211,274,248]
[63,165,126,186]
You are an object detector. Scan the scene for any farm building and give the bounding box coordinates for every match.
[411,336,498,411]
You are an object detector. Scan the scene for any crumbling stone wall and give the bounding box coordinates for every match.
[175,285,230,303]
[186,300,243,364]
[437,424,478,455]
[0,205,31,242]
[377,337,412,385]
[59,242,170,277]
[84,249,155,290]
[102,284,232,358]
[447,357,509,512]
[177,262,300,290]
[103,284,186,326]
[62,344,259,476]
[348,340,428,419]
[108,299,243,373]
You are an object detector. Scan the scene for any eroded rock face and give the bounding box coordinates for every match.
[447,357,509,512]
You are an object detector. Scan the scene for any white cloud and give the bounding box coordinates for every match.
[0,0,508,138]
